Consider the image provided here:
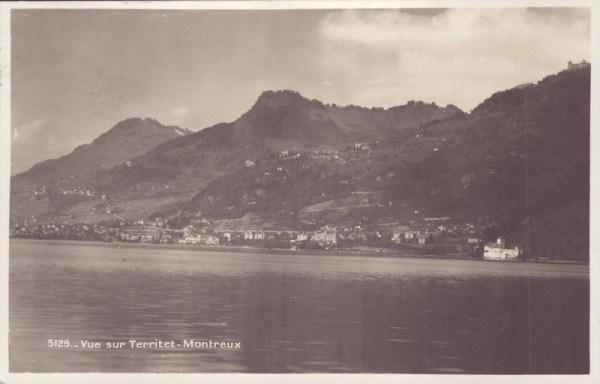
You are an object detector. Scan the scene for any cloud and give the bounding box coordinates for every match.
[11,118,76,175]
[318,8,590,110]
[170,106,190,117]
[12,118,46,143]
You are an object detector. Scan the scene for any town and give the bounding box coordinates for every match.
[9,214,522,260]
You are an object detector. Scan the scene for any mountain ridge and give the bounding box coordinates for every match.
[9,66,591,260]
[11,117,192,189]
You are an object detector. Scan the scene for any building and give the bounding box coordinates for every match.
[296,232,309,242]
[312,227,337,244]
[416,234,429,245]
[183,225,194,236]
[244,231,265,241]
[404,230,417,240]
[203,235,220,245]
[391,230,403,243]
[120,226,161,243]
[183,234,220,245]
[567,60,590,71]
[483,237,520,260]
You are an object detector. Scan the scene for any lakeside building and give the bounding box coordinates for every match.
[312,227,337,244]
[391,230,403,243]
[483,237,520,260]
[180,234,220,245]
[404,230,417,240]
[119,226,161,243]
[244,231,265,241]
[416,234,429,245]
[296,232,310,242]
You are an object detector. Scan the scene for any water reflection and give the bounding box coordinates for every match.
[9,239,589,373]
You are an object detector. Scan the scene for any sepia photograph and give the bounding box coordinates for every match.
[0,0,597,380]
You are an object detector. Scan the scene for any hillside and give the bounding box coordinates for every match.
[9,67,590,260]
[59,93,458,219]
[10,118,192,219]
[385,66,590,259]
[185,67,590,260]
[9,92,456,222]
[11,118,191,189]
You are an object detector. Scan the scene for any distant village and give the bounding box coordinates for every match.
[10,213,522,261]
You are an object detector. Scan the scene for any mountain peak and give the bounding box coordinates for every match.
[12,117,191,187]
[257,89,304,101]
[250,90,325,112]
[108,117,163,131]
[92,118,191,145]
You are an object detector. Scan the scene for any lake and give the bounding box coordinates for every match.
[9,239,589,373]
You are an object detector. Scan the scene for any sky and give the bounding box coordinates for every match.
[10,7,591,175]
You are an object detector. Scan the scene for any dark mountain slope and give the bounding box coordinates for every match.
[80,91,458,217]
[185,66,590,261]
[237,90,459,143]
[11,118,191,190]
[387,66,591,259]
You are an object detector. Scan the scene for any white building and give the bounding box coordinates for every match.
[404,230,417,240]
[184,234,220,245]
[484,237,520,260]
[296,232,309,242]
[312,227,337,244]
[244,231,265,240]
[203,235,220,245]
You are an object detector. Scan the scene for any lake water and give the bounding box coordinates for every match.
[9,239,589,373]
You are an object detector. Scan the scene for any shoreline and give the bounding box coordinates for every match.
[8,237,589,266]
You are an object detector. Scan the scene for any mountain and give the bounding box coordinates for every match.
[71,92,460,218]
[185,66,589,260]
[237,90,460,143]
[9,93,457,221]
[130,90,460,167]
[380,65,590,259]
[9,66,590,260]
[11,118,191,189]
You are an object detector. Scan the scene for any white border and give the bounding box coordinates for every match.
[0,1,598,383]
[0,1,10,381]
